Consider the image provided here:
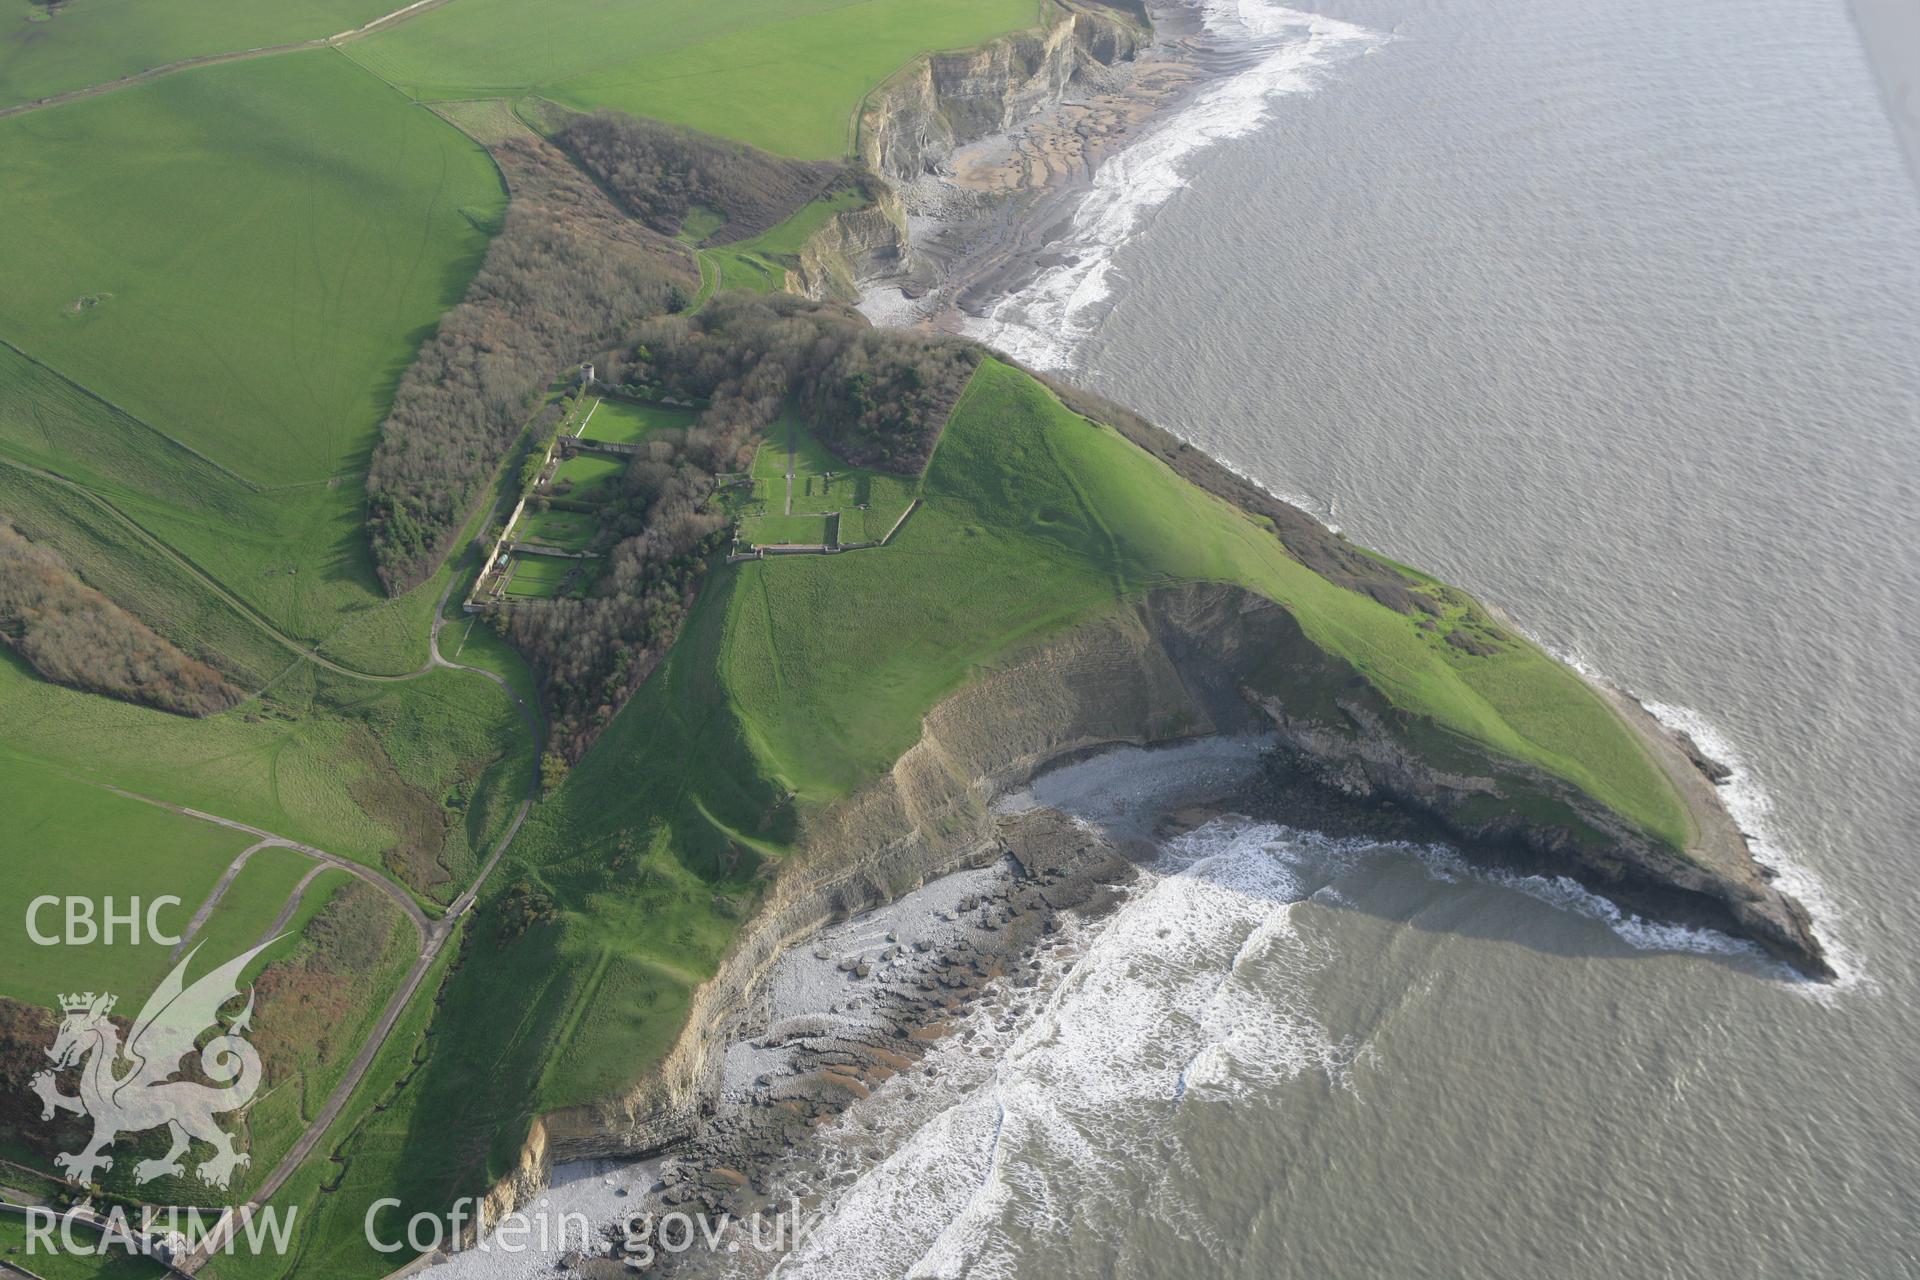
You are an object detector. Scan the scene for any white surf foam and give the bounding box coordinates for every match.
[963,0,1384,369]
[1411,844,1759,960]
[1485,627,1858,993]
[1639,698,1867,996]
[773,820,1362,1278]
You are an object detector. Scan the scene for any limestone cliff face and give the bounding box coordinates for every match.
[785,2,1143,300]
[540,582,1827,1164]
[787,185,911,302]
[464,1117,551,1249]
[856,4,1144,183]
[542,596,1211,1161]
[1141,586,1830,978]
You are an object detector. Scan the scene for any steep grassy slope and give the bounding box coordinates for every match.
[730,360,1686,839]
[0,347,443,673]
[347,0,1042,157]
[0,650,533,900]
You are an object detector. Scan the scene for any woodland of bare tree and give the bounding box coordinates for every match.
[496,296,977,762]
[627,293,980,472]
[556,110,849,243]
[365,133,697,592]
[0,521,243,716]
[363,105,978,762]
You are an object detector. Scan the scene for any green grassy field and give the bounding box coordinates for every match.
[515,507,597,551]
[0,50,501,488]
[348,0,1042,158]
[724,352,1687,907]
[169,846,316,975]
[549,453,626,501]
[749,431,791,486]
[740,512,833,547]
[0,651,533,900]
[837,475,919,543]
[675,205,728,244]
[0,757,257,1004]
[695,185,867,301]
[576,397,697,446]
[0,1212,165,1280]
[744,420,917,543]
[698,244,788,299]
[693,186,871,301]
[0,51,504,671]
[504,553,576,599]
[0,0,397,110]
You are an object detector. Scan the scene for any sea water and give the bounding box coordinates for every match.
[778,0,1920,1273]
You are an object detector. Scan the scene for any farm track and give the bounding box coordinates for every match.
[7,445,543,1261]
[256,864,328,948]
[103,793,434,938]
[164,570,539,1266]
[169,839,279,959]
[0,0,464,123]
[0,449,449,686]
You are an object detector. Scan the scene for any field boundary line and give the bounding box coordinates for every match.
[0,339,263,492]
[0,452,423,686]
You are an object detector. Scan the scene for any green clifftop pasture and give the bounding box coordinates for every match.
[0,0,396,110]
[346,0,1043,158]
[0,49,502,666]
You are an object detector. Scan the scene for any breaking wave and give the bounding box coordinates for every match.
[963,0,1384,369]
[1639,698,1866,996]
[775,821,1362,1278]
[1496,630,1859,993]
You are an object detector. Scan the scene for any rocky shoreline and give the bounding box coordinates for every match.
[420,1,1834,1263]
[432,574,1831,1270]
[429,699,1825,1278]
[619,810,1138,1259]
[426,738,1274,1278]
[852,0,1206,331]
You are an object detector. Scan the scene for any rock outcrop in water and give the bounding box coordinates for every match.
[522,581,1826,1184]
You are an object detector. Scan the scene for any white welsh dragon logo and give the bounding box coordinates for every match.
[29,938,278,1191]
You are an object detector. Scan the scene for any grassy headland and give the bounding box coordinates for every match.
[270,355,1690,1278]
